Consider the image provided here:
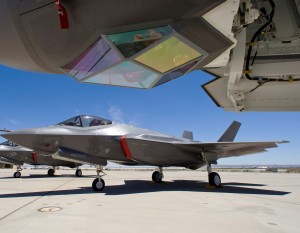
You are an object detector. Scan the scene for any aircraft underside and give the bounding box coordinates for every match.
[0,0,299,111]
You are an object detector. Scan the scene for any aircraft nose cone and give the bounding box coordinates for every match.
[1,129,38,148]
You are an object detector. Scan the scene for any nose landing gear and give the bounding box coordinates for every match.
[13,165,22,178]
[92,166,106,191]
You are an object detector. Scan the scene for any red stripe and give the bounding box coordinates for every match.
[54,0,69,29]
[120,135,132,160]
[32,151,37,162]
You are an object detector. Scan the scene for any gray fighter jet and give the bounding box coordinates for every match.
[0,140,84,178]
[2,115,288,191]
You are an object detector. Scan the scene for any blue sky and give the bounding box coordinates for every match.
[0,65,299,165]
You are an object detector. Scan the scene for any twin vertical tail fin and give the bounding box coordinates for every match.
[182,131,193,140]
[218,121,241,142]
[182,121,241,142]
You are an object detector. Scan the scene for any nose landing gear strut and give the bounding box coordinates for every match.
[92,166,106,191]
[13,165,22,178]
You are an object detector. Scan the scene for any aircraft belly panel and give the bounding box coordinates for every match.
[11,0,203,70]
[1,0,232,91]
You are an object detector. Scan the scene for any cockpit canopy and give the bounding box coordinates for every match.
[57,115,112,127]
[0,140,18,147]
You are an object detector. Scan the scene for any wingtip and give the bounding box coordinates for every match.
[276,140,289,144]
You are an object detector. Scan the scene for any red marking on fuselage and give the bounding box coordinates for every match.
[53,0,69,29]
[32,151,37,162]
[120,135,132,160]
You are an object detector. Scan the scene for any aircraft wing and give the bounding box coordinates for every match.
[126,134,288,165]
[174,141,287,159]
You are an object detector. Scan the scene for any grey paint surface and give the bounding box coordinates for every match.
[0,169,299,233]
[0,0,228,73]
[1,116,287,169]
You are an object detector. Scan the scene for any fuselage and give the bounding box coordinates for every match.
[1,115,205,168]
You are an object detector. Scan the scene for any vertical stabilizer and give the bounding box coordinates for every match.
[218,121,241,142]
[182,131,193,140]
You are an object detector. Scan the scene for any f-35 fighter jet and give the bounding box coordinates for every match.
[2,115,288,191]
[0,140,84,178]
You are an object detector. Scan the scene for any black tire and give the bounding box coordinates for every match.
[13,171,21,178]
[48,169,55,176]
[75,169,82,177]
[92,178,105,191]
[209,172,221,187]
[152,171,163,183]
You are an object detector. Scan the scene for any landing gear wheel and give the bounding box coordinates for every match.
[75,169,82,177]
[152,171,163,183]
[13,171,21,178]
[48,168,55,176]
[209,172,221,187]
[92,178,105,191]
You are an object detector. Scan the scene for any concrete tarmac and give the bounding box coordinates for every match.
[0,169,299,233]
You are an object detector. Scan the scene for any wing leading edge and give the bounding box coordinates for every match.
[175,141,288,160]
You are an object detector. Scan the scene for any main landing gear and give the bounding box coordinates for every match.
[47,167,55,176]
[209,172,221,187]
[207,165,222,187]
[92,166,106,191]
[47,167,83,177]
[152,167,164,183]
[13,165,22,178]
[202,152,222,188]
[75,169,82,177]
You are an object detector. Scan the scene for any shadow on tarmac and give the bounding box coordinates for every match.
[104,180,290,196]
[0,180,290,198]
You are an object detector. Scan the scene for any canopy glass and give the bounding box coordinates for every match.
[58,115,112,127]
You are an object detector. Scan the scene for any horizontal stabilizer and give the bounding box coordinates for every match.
[218,121,241,142]
[182,131,193,140]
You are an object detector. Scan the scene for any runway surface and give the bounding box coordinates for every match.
[0,169,299,233]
